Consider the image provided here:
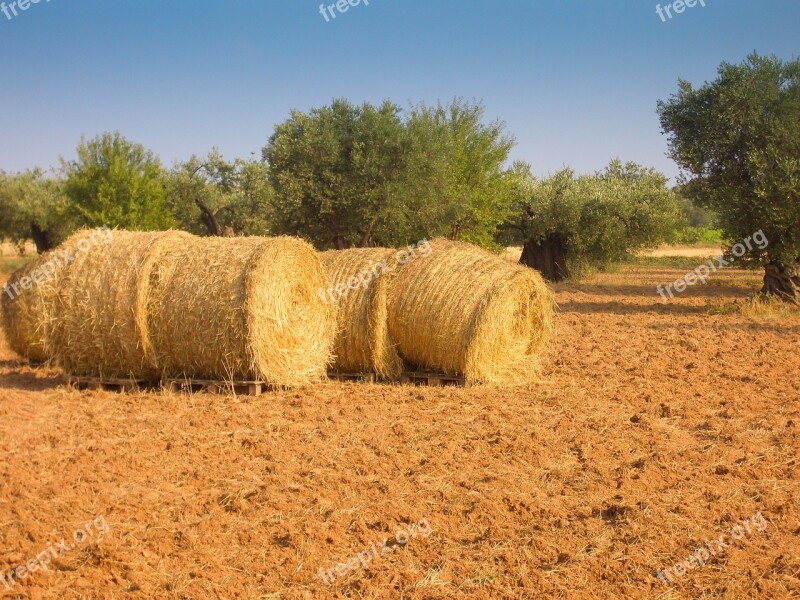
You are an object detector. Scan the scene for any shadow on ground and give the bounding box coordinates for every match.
[0,361,64,392]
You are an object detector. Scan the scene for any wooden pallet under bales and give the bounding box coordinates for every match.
[399,371,466,387]
[328,371,377,383]
[68,376,156,393]
[164,378,268,396]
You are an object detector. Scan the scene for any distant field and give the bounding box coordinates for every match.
[0,241,37,257]
[644,244,723,257]
[0,242,37,274]
[0,256,32,274]
[503,244,724,264]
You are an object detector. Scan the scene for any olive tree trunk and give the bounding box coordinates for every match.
[519,233,569,282]
[30,222,55,253]
[761,260,800,304]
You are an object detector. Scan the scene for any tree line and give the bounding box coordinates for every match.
[1,54,797,297]
[0,100,685,282]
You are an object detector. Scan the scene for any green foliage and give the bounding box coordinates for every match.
[226,159,273,235]
[0,169,75,251]
[672,226,725,245]
[265,99,408,248]
[167,151,272,236]
[403,101,516,248]
[264,98,515,249]
[658,53,800,267]
[62,132,174,230]
[505,160,684,272]
[675,192,717,228]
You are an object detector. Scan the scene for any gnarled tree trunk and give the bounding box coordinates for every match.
[30,222,54,253]
[195,198,222,236]
[519,233,569,282]
[761,260,800,304]
[195,199,234,237]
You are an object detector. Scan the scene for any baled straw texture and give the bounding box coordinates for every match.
[387,239,554,386]
[320,248,404,380]
[0,229,105,363]
[51,230,182,378]
[51,229,192,379]
[148,235,335,387]
[0,257,50,362]
[0,229,110,363]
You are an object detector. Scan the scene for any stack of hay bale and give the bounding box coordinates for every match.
[1,229,336,388]
[1,230,554,388]
[320,238,554,386]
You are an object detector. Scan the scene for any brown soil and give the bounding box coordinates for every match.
[1,266,798,599]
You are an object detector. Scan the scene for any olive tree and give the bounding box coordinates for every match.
[658,53,800,301]
[264,98,516,249]
[0,169,74,253]
[505,160,683,281]
[62,132,174,231]
[167,151,272,236]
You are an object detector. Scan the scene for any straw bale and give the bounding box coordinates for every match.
[148,235,335,387]
[319,248,404,379]
[51,229,190,379]
[1,228,111,363]
[387,239,554,385]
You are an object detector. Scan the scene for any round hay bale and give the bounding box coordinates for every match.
[148,236,335,387]
[387,239,554,386]
[50,229,192,379]
[319,248,405,380]
[0,228,110,363]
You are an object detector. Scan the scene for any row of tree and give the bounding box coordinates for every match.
[1,53,797,298]
[0,99,686,281]
[0,143,273,250]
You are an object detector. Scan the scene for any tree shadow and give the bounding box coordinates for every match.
[559,299,711,316]
[557,282,756,300]
[713,322,800,335]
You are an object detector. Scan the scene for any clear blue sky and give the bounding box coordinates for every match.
[1,0,798,181]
